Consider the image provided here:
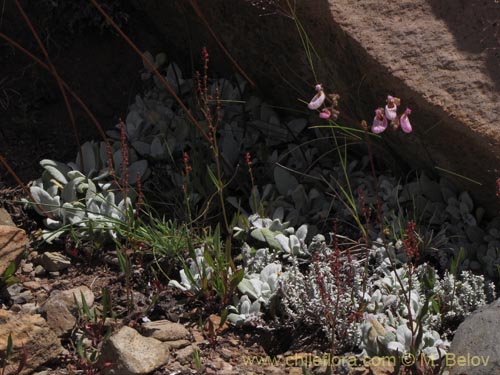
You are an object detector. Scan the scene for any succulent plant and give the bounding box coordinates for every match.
[168,247,213,293]
[26,140,148,242]
[227,295,262,325]
[237,262,283,304]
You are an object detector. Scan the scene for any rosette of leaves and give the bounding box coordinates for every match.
[27,141,148,241]
[234,214,314,258]
[227,295,262,325]
[237,262,283,305]
[360,316,448,361]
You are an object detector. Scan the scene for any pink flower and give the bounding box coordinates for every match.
[308,84,326,110]
[385,95,398,121]
[319,108,331,119]
[371,108,388,134]
[400,108,412,133]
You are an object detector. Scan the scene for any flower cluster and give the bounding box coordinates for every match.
[307,84,340,120]
[371,95,413,134]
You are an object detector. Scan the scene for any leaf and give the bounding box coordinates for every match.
[79,142,97,176]
[166,63,184,92]
[237,278,260,300]
[7,333,13,358]
[206,166,220,189]
[274,166,298,196]
[150,136,165,159]
[1,261,17,280]
[230,269,245,290]
[132,141,151,156]
[127,160,149,185]
[220,309,229,327]
[61,177,80,203]
[155,52,167,67]
[40,159,70,184]
[30,186,61,216]
[295,224,308,241]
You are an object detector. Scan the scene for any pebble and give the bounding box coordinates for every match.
[34,265,46,277]
[22,262,34,273]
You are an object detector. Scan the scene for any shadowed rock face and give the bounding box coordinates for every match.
[328,0,500,211]
[144,0,500,211]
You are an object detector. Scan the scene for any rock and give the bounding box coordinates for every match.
[175,344,196,365]
[16,302,38,314]
[34,265,46,277]
[0,208,15,226]
[23,281,42,290]
[99,326,170,375]
[164,339,190,350]
[0,225,28,276]
[448,298,500,375]
[21,262,33,274]
[205,313,229,334]
[0,309,64,375]
[40,286,94,337]
[35,252,71,272]
[141,320,189,342]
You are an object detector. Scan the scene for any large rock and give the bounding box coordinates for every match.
[40,286,95,337]
[447,298,500,375]
[327,0,500,211]
[143,0,500,212]
[0,224,28,276]
[99,326,170,375]
[0,309,64,375]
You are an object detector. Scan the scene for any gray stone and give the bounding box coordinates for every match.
[0,309,64,375]
[100,326,170,375]
[448,298,500,375]
[141,320,189,342]
[36,252,71,272]
[34,265,46,277]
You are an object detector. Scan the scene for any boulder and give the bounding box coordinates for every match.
[99,326,170,375]
[0,309,64,375]
[448,298,500,375]
[0,225,28,277]
[143,0,500,212]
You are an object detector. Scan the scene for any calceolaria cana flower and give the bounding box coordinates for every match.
[385,95,399,121]
[371,108,388,134]
[371,95,413,134]
[400,108,413,134]
[308,84,326,110]
[320,108,332,119]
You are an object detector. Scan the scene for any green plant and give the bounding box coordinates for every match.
[169,225,244,309]
[73,288,113,373]
[0,334,27,375]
